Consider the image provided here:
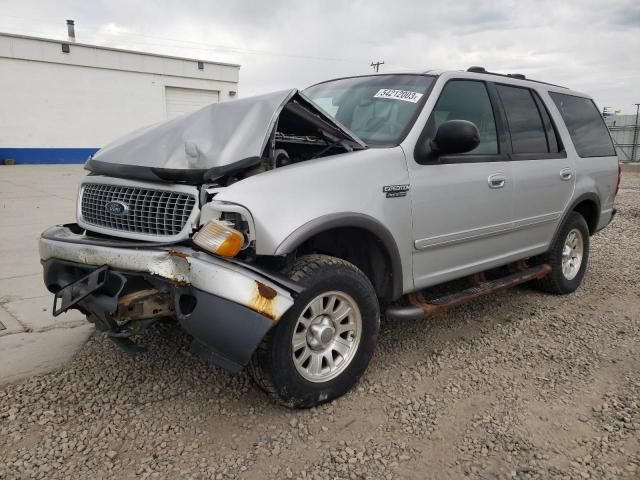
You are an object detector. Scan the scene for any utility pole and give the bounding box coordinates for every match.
[632,103,640,162]
[370,60,384,73]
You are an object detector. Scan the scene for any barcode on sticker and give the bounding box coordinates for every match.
[374,89,424,103]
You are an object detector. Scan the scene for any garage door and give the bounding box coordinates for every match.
[165,87,220,119]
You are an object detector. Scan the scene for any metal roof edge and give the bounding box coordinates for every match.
[0,31,241,69]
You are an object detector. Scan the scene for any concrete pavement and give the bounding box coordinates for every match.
[0,165,93,385]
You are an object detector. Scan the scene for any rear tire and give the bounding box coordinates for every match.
[532,212,590,294]
[249,254,380,408]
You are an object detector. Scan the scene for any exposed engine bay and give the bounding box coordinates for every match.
[205,96,367,246]
[224,96,366,185]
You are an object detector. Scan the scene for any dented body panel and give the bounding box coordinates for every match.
[40,225,299,371]
[40,225,295,321]
[84,89,364,184]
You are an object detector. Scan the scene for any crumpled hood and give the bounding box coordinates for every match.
[85,88,364,184]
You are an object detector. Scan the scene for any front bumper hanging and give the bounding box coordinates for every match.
[40,224,299,372]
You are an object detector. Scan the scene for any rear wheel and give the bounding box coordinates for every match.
[532,212,590,294]
[249,254,380,408]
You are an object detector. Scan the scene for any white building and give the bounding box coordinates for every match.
[0,31,240,164]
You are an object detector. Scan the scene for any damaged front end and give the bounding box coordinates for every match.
[40,225,301,372]
[83,89,366,185]
[39,88,364,372]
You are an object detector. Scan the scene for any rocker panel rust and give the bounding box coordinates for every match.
[406,264,552,317]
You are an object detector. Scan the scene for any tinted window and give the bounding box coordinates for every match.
[531,91,561,153]
[549,92,615,157]
[303,75,434,146]
[431,80,498,155]
[497,85,548,154]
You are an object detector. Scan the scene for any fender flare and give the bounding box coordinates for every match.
[275,213,404,300]
[553,193,601,241]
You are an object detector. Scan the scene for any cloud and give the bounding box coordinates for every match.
[1,0,638,112]
[99,22,130,35]
[611,1,640,28]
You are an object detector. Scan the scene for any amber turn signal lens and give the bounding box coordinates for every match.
[193,220,244,257]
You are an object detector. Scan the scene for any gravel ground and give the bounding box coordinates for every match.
[1,171,639,480]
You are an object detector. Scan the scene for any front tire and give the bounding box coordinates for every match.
[249,254,380,408]
[532,212,590,294]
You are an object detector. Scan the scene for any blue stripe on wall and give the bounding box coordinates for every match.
[0,148,99,165]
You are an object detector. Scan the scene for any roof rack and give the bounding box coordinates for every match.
[465,66,567,89]
[467,66,526,79]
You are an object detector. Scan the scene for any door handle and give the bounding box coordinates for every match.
[488,173,506,189]
[560,168,573,181]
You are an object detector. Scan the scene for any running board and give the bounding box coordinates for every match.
[386,264,551,321]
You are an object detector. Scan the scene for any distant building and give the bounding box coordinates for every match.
[605,114,640,163]
[0,30,240,164]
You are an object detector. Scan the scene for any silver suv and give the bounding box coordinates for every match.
[40,67,619,407]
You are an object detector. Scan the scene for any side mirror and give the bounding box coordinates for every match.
[431,120,480,155]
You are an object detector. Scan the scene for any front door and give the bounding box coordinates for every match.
[409,79,516,289]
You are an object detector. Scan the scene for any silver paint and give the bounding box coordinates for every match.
[68,70,618,298]
[215,72,617,293]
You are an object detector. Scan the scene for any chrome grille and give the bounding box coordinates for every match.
[80,183,196,237]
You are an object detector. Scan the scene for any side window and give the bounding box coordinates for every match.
[496,85,548,154]
[549,92,616,157]
[531,91,561,153]
[431,80,498,155]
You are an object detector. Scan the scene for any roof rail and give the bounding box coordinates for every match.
[467,66,525,78]
[465,66,566,89]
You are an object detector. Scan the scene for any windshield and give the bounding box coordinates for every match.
[303,74,434,146]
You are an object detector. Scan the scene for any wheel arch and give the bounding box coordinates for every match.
[550,193,600,247]
[568,193,601,235]
[275,213,403,301]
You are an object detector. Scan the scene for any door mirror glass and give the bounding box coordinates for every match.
[432,120,480,155]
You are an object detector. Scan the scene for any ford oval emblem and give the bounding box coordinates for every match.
[105,200,128,216]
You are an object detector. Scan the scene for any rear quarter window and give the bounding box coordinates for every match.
[549,92,615,158]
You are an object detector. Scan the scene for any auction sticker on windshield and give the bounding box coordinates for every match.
[374,89,424,103]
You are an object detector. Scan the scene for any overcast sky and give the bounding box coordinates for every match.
[2,0,639,113]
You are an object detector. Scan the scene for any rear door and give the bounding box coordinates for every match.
[409,79,516,289]
[548,92,618,229]
[493,84,575,256]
